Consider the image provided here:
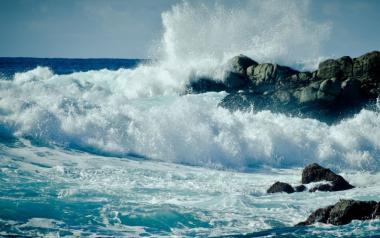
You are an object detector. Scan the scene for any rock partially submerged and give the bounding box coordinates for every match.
[266,163,354,194]
[302,163,354,192]
[294,185,307,192]
[267,181,295,194]
[297,199,380,226]
[188,51,380,123]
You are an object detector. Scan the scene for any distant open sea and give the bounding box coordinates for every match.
[0,57,145,79]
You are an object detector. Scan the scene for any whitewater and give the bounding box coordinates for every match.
[1,1,380,237]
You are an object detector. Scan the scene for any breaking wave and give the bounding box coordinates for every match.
[2,1,378,172]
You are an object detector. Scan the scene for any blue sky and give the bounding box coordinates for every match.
[0,0,379,58]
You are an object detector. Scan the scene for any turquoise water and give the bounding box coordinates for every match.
[1,139,380,237]
[1,0,380,235]
[0,57,379,237]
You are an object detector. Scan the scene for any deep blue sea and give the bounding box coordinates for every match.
[0,57,144,79]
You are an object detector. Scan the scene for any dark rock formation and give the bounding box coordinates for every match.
[267,181,295,194]
[188,77,227,93]
[302,163,354,192]
[298,199,380,226]
[224,54,258,90]
[297,206,334,225]
[246,63,298,93]
[188,51,380,123]
[294,185,307,192]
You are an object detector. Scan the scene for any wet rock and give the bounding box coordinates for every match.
[188,77,226,93]
[298,200,380,226]
[224,55,258,89]
[353,51,380,82]
[317,78,341,101]
[317,56,353,80]
[353,51,380,98]
[297,206,334,225]
[294,185,307,192]
[340,78,362,102]
[302,163,354,192]
[188,51,380,123]
[267,181,295,194]
[297,82,320,104]
[227,54,258,75]
[247,63,298,93]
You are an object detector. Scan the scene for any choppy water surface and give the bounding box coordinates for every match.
[1,1,379,237]
[1,141,380,237]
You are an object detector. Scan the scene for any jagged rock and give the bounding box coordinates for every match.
[295,185,307,192]
[267,181,295,194]
[302,163,354,192]
[188,51,380,123]
[298,200,380,226]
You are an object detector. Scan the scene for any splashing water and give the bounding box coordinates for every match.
[0,1,379,237]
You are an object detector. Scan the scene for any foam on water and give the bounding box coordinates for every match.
[1,143,380,237]
[0,66,380,171]
[0,1,376,172]
[0,1,379,236]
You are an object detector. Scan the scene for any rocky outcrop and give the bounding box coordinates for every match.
[266,163,354,194]
[302,163,354,192]
[298,199,380,226]
[188,51,380,123]
[267,181,295,194]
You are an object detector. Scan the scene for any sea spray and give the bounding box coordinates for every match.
[1,67,380,171]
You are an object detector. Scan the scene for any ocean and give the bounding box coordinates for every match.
[0,57,379,237]
[1,1,380,237]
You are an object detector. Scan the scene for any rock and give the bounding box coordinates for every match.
[353,51,380,98]
[295,185,307,192]
[247,63,298,93]
[188,51,380,123]
[301,163,354,192]
[353,51,380,82]
[267,181,295,194]
[317,56,353,80]
[298,200,380,226]
[328,200,379,225]
[317,59,341,80]
[317,78,341,101]
[227,54,258,75]
[297,82,319,104]
[297,205,334,225]
[224,55,258,89]
[340,78,362,102]
[188,77,226,93]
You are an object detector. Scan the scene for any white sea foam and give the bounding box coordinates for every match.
[0,1,377,172]
[1,67,380,171]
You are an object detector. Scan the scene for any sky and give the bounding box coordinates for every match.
[0,0,380,59]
